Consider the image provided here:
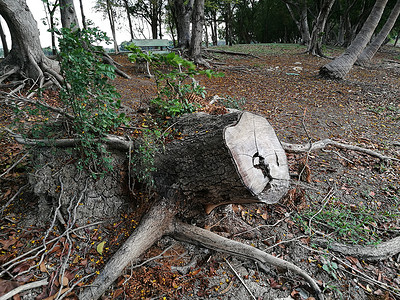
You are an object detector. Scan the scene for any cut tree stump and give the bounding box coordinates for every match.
[153,111,290,213]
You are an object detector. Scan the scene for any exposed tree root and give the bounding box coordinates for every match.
[0,278,48,300]
[79,199,177,300]
[172,220,324,300]
[79,198,324,300]
[281,139,399,162]
[314,236,400,261]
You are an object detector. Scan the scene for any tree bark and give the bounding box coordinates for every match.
[78,0,87,29]
[0,16,8,57]
[0,0,59,81]
[319,0,388,79]
[123,0,134,40]
[190,0,206,63]
[153,111,290,213]
[106,0,119,53]
[356,0,400,65]
[60,0,79,29]
[307,0,335,56]
[172,0,193,48]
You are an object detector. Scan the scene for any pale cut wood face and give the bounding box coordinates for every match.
[224,112,290,203]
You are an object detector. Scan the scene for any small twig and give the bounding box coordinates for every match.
[130,244,175,270]
[0,278,48,300]
[224,257,257,300]
[0,184,28,218]
[307,188,334,235]
[234,213,292,237]
[0,150,32,178]
[265,235,308,251]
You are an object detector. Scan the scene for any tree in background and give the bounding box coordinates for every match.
[283,0,310,45]
[306,0,335,56]
[190,0,206,62]
[128,0,164,39]
[78,0,87,29]
[42,0,59,55]
[170,0,193,48]
[320,0,389,79]
[94,0,121,53]
[357,0,400,65]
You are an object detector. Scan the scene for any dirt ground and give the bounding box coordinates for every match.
[1,44,399,299]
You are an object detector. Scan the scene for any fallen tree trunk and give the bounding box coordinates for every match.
[154,111,290,213]
[78,112,327,299]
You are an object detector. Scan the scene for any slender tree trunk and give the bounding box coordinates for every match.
[190,0,205,62]
[307,0,335,56]
[106,0,119,53]
[78,0,87,29]
[60,0,79,29]
[123,0,134,40]
[284,0,310,45]
[357,0,400,65]
[319,0,388,79]
[0,17,8,57]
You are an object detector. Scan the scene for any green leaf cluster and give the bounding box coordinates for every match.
[57,27,128,177]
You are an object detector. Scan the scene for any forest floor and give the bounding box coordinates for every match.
[0,44,400,300]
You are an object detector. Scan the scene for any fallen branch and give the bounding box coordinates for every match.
[281,139,399,162]
[0,278,48,300]
[224,257,257,300]
[5,129,133,150]
[205,48,260,59]
[314,236,400,261]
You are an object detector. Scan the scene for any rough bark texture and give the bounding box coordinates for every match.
[307,0,335,56]
[0,0,59,81]
[60,0,79,29]
[190,0,205,63]
[319,0,389,79]
[153,111,290,213]
[28,148,133,227]
[172,0,193,48]
[357,0,400,65]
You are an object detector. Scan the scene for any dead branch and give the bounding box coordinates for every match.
[0,92,74,120]
[5,129,133,150]
[0,278,48,300]
[281,139,399,162]
[224,257,257,300]
[205,48,260,59]
[314,236,400,261]
[172,220,324,300]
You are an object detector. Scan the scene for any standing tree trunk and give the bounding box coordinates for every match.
[307,0,335,56]
[106,0,119,53]
[283,0,310,45]
[43,0,59,56]
[319,0,388,79]
[172,0,194,48]
[60,0,80,29]
[190,0,205,63]
[356,0,400,65]
[0,0,59,82]
[0,17,8,57]
[79,0,87,29]
[123,0,134,40]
